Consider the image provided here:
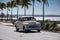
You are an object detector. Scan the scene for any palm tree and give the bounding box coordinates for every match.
[0,2,1,13]
[32,0,41,16]
[0,3,6,21]
[42,0,48,23]
[6,2,11,21]
[15,0,21,19]
[10,0,16,21]
[20,0,31,16]
[0,2,1,17]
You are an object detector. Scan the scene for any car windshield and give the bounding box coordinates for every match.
[18,17,36,21]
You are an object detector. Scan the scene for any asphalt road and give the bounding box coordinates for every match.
[0,24,60,40]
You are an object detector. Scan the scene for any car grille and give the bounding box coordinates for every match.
[29,25,40,28]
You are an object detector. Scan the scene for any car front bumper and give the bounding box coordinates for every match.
[25,25,41,30]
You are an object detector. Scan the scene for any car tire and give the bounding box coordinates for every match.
[16,28,19,31]
[23,26,25,29]
[23,26,28,33]
[37,29,40,32]
[24,30,28,33]
[15,25,17,27]
[15,25,19,32]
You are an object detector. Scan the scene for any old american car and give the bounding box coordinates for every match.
[13,16,41,32]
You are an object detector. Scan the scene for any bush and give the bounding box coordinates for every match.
[54,26,60,31]
[41,20,57,31]
[49,22,57,31]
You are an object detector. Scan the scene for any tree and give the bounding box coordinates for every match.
[0,3,6,21]
[31,0,41,16]
[0,13,5,18]
[0,2,1,13]
[6,2,11,21]
[15,0,21,19]
[20,0,31,16]
[10,0,16,21]
[42,0,48,24]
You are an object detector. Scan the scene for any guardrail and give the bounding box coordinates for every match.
[0,18,17,22]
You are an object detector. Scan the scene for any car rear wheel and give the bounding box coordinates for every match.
[37,29,40,32]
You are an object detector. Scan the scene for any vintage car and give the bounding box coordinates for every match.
[13,16,41,32]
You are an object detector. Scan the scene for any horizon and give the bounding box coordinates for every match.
[0,0,60,15]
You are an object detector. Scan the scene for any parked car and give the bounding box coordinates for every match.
[13,16,41,32]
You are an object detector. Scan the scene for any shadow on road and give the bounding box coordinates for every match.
[14,30,40,33]
[50,31,60,34]
[42,30,60,34]
[0,39,3,40]
[6,25,14,27]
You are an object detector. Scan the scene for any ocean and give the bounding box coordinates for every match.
[18,15,60,21]
[35,17,60,21]
[15,15,60,21]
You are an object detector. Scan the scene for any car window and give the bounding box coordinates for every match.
[18,17,36,21]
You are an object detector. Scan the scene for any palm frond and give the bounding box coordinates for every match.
[42,0,49,6]
[20,0,31,8]
[37,0,41,2]
[0,3,6,9]
[42,0,48,4]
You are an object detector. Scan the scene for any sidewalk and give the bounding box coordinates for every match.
[0,22,13,26]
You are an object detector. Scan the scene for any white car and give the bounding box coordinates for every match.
[13,16,41,32]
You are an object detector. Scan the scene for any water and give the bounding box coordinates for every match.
[0,16,60,21]
[18,15,60,21]
[14,16,60,21]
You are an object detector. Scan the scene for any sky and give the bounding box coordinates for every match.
[0,0,60,15]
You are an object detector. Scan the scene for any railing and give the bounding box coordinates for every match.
[0,18,60,24]
[0,18,17,22]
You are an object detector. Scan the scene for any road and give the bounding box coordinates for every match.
[0,24,60,40]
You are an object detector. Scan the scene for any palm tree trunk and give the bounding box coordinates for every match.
[7,8,8,21]
[1,9,2,21]
[11,8,13,22]
[43,2,44,25]
[32,0,34,16]
[24,6,26,16]
[1,9,3,21]
[11,0,13,22]
[17,5,18,19]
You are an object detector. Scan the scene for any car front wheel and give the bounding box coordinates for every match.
[15,25,19,31]
[37,29,40,32]
[16,28,19,31]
